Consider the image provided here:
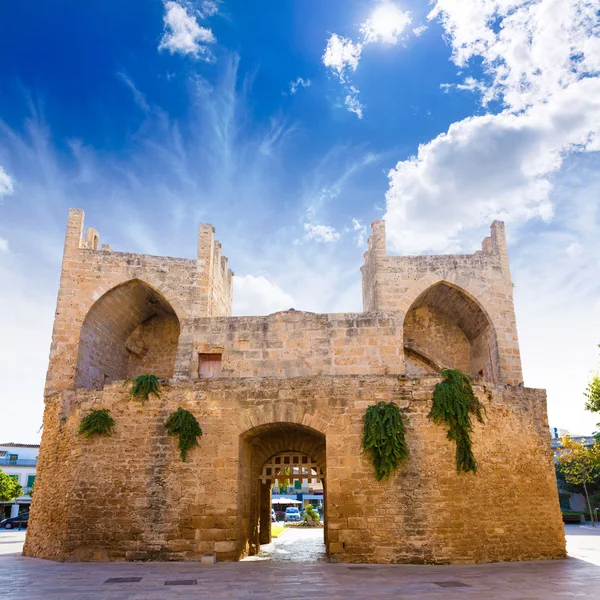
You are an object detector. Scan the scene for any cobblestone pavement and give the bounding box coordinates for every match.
[241,526,326,562]
[1,526,600,599]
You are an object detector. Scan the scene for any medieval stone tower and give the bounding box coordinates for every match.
[24,209,565,564]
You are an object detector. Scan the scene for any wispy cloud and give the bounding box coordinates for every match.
[117,72,150,113]
[0,237,8,252]
[288,77,311,95]
[344,86,364,119]
[0,166,14,198]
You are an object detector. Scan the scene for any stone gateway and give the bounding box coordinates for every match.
[23,209,566,564]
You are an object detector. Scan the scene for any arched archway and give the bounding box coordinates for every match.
[403,282,500,383]
[237,422,327,559]
[75,279,181,390]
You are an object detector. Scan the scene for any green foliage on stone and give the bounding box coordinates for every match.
[126,373,161,404]
[165,408,203,462]
[362,401,408,481]
[0,469,23,503]
[78,409,115,438]
[429,369,485,474]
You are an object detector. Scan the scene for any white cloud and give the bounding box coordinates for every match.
[566,242,584,258]
[413,25,428,37]
[0,237,8,252]
[0,166,14,197]
[384,77,600,254]
[351,218,367,247]
[322,34,362,83]
[158,1,216,59]
[289,77,311,95]
[440,76,484,94]
[429,0,600,111]
[384,0,600,254]
[303,223,341,243]
[200,0,220,17]
[344,86,364,119]
[233,274,295,316]
[360,1,412,45]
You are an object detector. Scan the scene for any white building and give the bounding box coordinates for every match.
[0,443,39,519]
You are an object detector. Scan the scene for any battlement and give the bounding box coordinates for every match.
[361,219,522,385]
[45,209,235,394]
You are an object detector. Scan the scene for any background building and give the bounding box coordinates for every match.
[0,442,38,519]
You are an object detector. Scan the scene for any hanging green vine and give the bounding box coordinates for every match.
[429,368,485,474]
[362,401,408,481]
[165,408,203,462]
[79,409,115,438]
[125,373,161,404]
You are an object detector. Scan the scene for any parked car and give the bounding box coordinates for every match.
[0,512,29,529]
[284,507,302,522]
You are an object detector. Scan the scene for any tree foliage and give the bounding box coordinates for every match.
[78,409,115,438]
[429,368,485,474]
[303,504,320,525]
[0,469,23,503]
[165,408,203,462]
[556,436,600,525]
[585,374,600,413]
[362,401,408,481]
[126,374,161,404]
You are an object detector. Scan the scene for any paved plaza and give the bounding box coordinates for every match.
[2,526,600,599]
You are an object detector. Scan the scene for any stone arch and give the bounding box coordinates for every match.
[82,273,188,323]
[237,422,327,559]
[74,278,182,390]
[402,278,501,383]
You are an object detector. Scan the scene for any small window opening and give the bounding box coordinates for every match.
[198,353,222,379]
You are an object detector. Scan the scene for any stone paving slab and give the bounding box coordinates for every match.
[1,527,600,599]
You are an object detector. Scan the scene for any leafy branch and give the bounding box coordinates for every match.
[362,401,408,481]
[165,408,203,462]
[79,409,115,438]
[429,369,485,474]
[125,374,161,404]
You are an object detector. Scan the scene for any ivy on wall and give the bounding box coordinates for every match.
[78,409,115,438]
[429,369,485,474]
[165,408,203,462]
[362,401,408,481]
[125,374,161,404]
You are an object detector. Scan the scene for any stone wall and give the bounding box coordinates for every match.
[24,376,566,564]
[175,311,404,380]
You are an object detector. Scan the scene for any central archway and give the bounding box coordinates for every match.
[237,422,327,559]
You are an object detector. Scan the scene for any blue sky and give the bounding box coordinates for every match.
[1,0,599,442]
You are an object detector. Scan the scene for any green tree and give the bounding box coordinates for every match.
[584,344,600,441]
[303,504,320,526]
[556,436,600,526]
[0,469,23,503]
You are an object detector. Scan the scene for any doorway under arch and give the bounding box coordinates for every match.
[74,279,181,390]
[403,281,500,383]
[237,422,327,559]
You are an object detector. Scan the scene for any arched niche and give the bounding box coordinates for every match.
[75,279,181,390]
[403,282,500,383]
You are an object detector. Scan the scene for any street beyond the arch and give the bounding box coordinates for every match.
[2,526,600,599]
